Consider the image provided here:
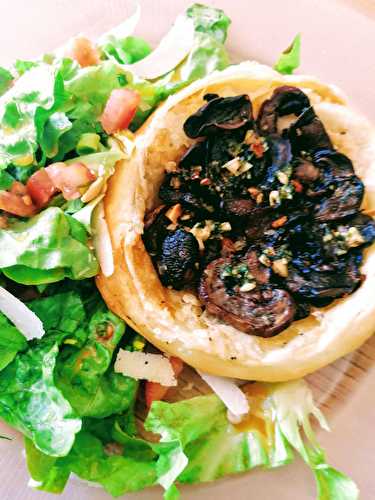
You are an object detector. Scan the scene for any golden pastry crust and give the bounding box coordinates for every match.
[97,61,375,381]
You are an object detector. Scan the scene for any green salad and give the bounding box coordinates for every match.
[0,4,359,499]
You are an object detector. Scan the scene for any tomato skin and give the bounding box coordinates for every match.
[46,162,96,200]
[67,36,100,68]
[0,189,36,217]
[27,168,57,207]
[100,88,141,134]
[145,357,184,408]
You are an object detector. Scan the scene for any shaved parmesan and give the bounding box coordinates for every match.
[126,14,195,79]
[115,350,177,386]
[0,286,44,340]
[92,202,114,277]
[198,371,249,416]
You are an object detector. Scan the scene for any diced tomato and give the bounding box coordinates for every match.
[67,36,100,68]
[46,162,96,200]
[10,181,27,196]
[169,356,184,376]
[100,89,140,134]
[27,168,58,208]
[145,382,169,408]
[145,356,184,408]
[0,189,36,217]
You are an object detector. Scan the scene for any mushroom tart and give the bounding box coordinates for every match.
[97,62,375,381]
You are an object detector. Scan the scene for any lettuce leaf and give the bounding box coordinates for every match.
[14,59,39,76]
[0,67,13,96]
[0,64,59,169]
[101,35,152,65]
[0,207,98,285]
[56,309,138,418]
[0,4,231,177]
[187,3,230,43]
[0,313,28,371]
[145,380,359,500]
[175,3,230,82]
[27,291,87,343]
[25,379,358,499]
[274,33,301,75]
[0,339,81,456]
[25,429,157,495]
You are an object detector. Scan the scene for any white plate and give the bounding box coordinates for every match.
[1,1,375,499]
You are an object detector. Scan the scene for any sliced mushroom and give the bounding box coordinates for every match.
[312,149,355,178]
[257,86,310,134]
[179,140,208,170]
[199,257,295,337]
[221,197,256,218]
[159,229,200,290]
[143,205,170,255]
[288,106,333,153]
[244,208,274,241]
[184,94,253,138]
[293,159,320,183]
[286,253,362,300]
[314,176,364,222]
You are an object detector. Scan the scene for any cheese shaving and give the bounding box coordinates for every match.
[115,350,177,386]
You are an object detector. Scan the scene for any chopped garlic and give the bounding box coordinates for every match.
[239,282,256,292]
[323,233,333,242]
[244,130,257,145]
[222,157,252,176]
[272,258,289,277]
[276,171,289,185]
[219,222,232,232]
[259,254,271,267]
[345,227,365,248]
[190,220,215,250]
[269,190,280,206]
[222,157,242,175]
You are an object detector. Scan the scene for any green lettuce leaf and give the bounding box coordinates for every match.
[27,291,87,343]
[25,429,157,495]
[0,64,63,169]
[14,59,39,76]
[24,378,358,499]
[101,35,152,65]
[0,67,13,96]
[0,313,28,371]
[145,380,359,500]
[175,4,230,82]
[56,309,138,418]
[187,3,231,43]
[0,4,231,175]
[0,339,81,456]
[25,436,71,493]
[0,207,98,285]
[274,33,301,75]
[0,169,15,189]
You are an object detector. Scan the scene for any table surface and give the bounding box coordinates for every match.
[0,1,375,500]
